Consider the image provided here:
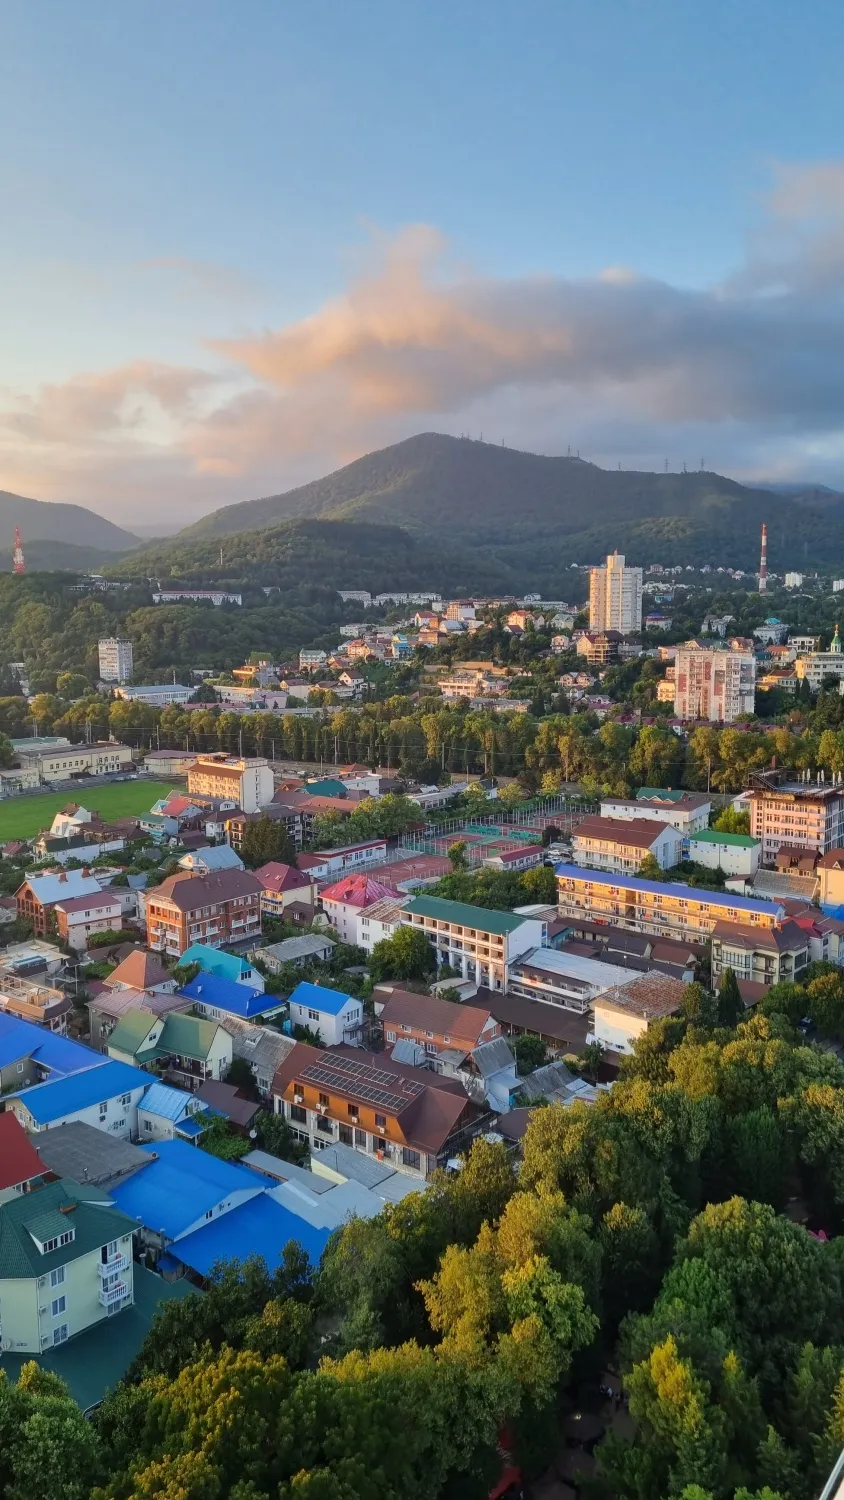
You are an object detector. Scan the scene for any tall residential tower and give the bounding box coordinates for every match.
[98,638,134,684]
[588,552,643,634]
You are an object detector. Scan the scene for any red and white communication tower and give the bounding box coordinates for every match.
[12,526,25,575]
[758,522,767,594]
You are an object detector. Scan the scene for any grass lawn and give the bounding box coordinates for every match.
[0,782,179,841]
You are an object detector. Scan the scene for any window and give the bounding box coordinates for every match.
[106,1239,118,1258]
[290,1104,307,1125]
[41,1230,74,1254]
[16,1062,23,1074]
[385,1030,396,1043]
[50,1266,65,1288]
[374,1113,386,1129]
[119,1093,131,1106]
[53,1324,68,1346]
[308,1009,320,1022]
[205,1209,214,1221]
[347,1103,359,1120]
[99,1102,108,1120]
[318,1093,329,1109]
[402,1147,421,1170]
[51,1295,66,1318]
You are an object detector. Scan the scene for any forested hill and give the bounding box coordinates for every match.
[0,489,140,551]
[168,431,844,575]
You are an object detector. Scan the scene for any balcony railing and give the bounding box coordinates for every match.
[98,1253,129,1278]
[98,1280,129,1308]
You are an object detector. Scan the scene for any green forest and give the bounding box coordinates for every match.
[10,984,844,1499]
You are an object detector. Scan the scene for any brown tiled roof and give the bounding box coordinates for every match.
[53,891,122,914]
[481,989,592,1049]
[148,868,262,912]
[255,861,311,893]
[195,1079,260,1128]
[818,848,844,870]
[379,990,494,1045]
[104,949,172,990]
[593,970,686,1020]
[712,919,809,953]
[573,815,673,850]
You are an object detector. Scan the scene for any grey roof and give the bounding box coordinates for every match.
[312,1140,395,1188]
[241,1150,335,1193]
[518,1060,599,1106]
[470,1036,516,1078]
[22,872,103,906]
[257,935,335,962]
[220,1017,296,1075]
[391,1038,428,1067]
[178,844,244,872]
[31,1121,149,1187]
[87,987,189,1022]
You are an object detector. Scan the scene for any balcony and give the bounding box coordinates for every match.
[98,1280,129,1308]
[98,1253,129,1278]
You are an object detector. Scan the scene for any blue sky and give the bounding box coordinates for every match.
[3,0,844,525]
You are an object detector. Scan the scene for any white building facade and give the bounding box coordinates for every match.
[589,553,643,634]
[98,638,134,683]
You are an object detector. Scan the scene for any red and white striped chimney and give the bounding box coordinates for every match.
[759,522,768,593]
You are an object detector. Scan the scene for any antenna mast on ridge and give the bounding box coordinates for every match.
[12,526,24,575]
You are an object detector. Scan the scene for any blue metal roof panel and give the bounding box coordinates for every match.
[9,1058,148,1124]
[287,980,356,1018]
[139,1081,196,1122]
[0,1014,107,1078]
[554,863,782,917]
[179,972,264,1019]
[109,1139,262,1240]
[171,1192,330,1277]
[181,945,252,980]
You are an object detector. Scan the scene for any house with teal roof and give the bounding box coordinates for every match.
[180,943,264,993]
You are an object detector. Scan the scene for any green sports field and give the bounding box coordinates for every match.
[0,782,179,842]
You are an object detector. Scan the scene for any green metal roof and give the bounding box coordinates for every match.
[636,787,685,803]
[108,1009,220,1063]
[107,1010,158,1056]
[0,1179,136,1280]
[406,895,531,936]
[691,829,759,848]
[0,1264,196,1411]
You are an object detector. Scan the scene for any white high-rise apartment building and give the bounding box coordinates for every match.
[589,553,643,633]
[673,642,756,723]
[98,638,134,683]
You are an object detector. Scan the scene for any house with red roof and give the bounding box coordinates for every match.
[0,1114,45,1202]
[320,874,405,944]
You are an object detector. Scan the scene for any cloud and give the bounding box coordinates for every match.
[7,164,844,523]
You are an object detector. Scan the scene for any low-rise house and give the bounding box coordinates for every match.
[592,971,686,1055]
[109,1138,265,1253]
[32,1122,150,1189]
[254,861,316,918]
[789,907,844,966]
[16,870,104,935]
[710,920,810,989]
[507,946,651,1016]
[286,980,364,1047]
[687,829,761,878]
[103,949,176,994]
[401,896,547,991]
[320,873,405,945]
[145,868,262,956]
[378,988,500,1060]
[53,890,124,951]
[272,1042,483,1179]
[455,1036,519,1112]
[177,845,244,875]
[220,1016,295,1097]
[87,985,190,1054]
[253,934,335,971]
[0,1178,136,1353]
[142,749,198,777]
[600,790,712,836]
[572,815,684,874]
[6,1057,149,1137]
[195,1078,261,1132]
[136,1081,211,1143]
[295,840,389,881]
[107,1009,233,1090]
[484,845,545,872]
[355,895,409,953]
[179,942,264,992]
[0,1114,45,1202]
[0,972,72,1033]
[179,971,281,1023]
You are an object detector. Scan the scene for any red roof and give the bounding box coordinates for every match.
[320,874,404,908]
[255,861,311,894]
[0,1114,44,1191]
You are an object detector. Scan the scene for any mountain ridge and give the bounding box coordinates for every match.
[0,490,141,552]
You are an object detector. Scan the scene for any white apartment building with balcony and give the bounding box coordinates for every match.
[589,553,643,634]
[97,637,134,684]
[673,642,756,722]
[401,895,544,991]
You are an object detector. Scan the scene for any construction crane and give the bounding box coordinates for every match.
[12,526,25,575]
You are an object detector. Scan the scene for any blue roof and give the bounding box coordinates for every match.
[171,1191,330,1277]
[10,1058,148,1125]
[287,980,356,1017]
[109,1139,262,1240]
[554,863,782,917]
[179,972,265,1019]
[140,1081,197,1122]
[180,945,254,980]
[0,1014,106,1078]
[175,1116,207,1139]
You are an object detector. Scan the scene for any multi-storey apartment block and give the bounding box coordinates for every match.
[571,815,684,873]
[747,775,844,865]
[188,755,274,813]
[145,869,262,956]
[97,637,133,683]
[673,641,756,722]
[556,863,782,944]
[588,552,643,634]
[401,896,545,991]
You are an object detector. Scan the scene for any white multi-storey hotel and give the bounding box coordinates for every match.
[589,552,643,634]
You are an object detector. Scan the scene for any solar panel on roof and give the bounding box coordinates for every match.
[299,1057,424,1113]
